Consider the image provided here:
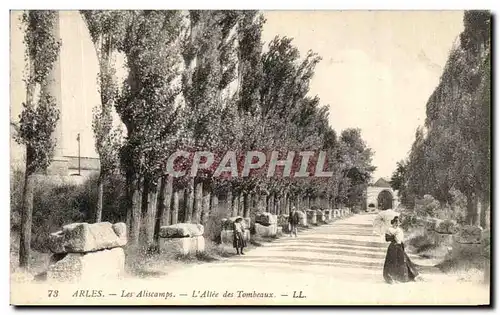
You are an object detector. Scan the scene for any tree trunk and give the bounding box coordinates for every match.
[211,193,219,214]
[285,194,290,215]
[258,193,265,212]
[155,176,173,242]
[251,192,257,210]
[243,193,250,218]
[276,195,280,214]
[238,193,244,217]
[19,172,34,269]
[154,179,165,243]
[148,190,158,245]
[265,194,270,213]
[226,189,233,217]
[184,178,194,222]
[479,196,489,228]
[140,180,149,244]
[126,205,131,229]
[128,174,142,251]
[163,176,173,226]
[232,192,239,217]
[466,193,479,225]
[172,188,179,225]
[286,195,291,214]
[193,180,203,223]
[201,189,210,226]
[271,193,276,214]
[141,181,157,247]
[95,176,104,223]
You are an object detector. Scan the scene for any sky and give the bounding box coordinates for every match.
[261,11,464,180]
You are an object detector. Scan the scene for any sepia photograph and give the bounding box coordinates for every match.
[9,9,491,306]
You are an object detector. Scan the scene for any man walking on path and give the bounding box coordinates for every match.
[289,207,300,237]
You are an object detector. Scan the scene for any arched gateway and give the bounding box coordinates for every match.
[366,178,399,211]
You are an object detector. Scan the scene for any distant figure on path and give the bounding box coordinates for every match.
[289,207,300,237]
[233,217,247,255]
[383,216,421,284]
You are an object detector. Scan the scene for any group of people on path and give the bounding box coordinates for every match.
[232,206,422,284]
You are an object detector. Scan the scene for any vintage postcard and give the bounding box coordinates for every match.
[10,10,491,306]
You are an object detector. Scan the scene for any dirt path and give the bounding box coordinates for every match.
[11,213,489,305]
[149,213,489,305]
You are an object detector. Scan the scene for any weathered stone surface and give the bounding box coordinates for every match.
[454,225,483,244]
[306,210,317,225]
[324,210,332,221]
[434,232,454,247]
[48,222,126,254]
[450,241,482,260]
[47,247,125,282]
[434,219,459,234]
[221,217,251,230]
[255,212,278,226]
[255,223,277,237]
[316,210,326,223]
[221,230,251,245]
[159,223,204,238]
[159,236,205,255]
[112,223,127,246]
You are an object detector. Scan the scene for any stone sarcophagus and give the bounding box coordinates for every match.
[46,222,127,282]
[316,210,326,223]
[323,209,332,222]
[254,212,278,237]
[306,210,317,225]
[159,223,205,256]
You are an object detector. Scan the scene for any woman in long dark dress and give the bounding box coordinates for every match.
[383,216,420,284]
[233,218,247,255]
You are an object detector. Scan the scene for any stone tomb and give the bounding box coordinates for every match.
[46,222,127,282]
[323,209,332,222]
[316,210,326,223]
[254,212,278,237]
[159,223,205,256]
[333,209,341,218]
[306,210,317,225]
[448,225,483,261]
[431,219,459,247]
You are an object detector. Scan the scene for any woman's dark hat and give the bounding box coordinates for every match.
[390,216,400,224]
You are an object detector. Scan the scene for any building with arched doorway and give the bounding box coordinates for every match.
[366,178,399,210]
